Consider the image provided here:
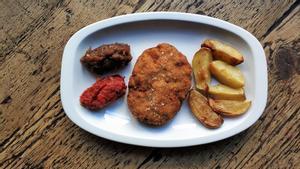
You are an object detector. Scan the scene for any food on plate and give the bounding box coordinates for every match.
[208,99,251,116]
[202,39,244,65]
[192,47,213,93]
[80,43,132,74]
[77,39,250,128]
[208,84,245,100]
[188,89,223,128]
[209,60,245,88]
[80,75,126,110]
[127,43,192,126]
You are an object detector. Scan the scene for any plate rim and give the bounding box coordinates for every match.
[60,12,268,147]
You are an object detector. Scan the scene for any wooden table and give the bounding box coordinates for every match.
[0,0,299,168]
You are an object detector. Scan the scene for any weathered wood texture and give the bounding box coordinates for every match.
[0,0,299,168]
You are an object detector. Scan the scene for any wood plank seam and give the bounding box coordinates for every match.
[261,0,300,39]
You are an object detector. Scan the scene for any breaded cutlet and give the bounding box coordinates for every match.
[127,43,192,126]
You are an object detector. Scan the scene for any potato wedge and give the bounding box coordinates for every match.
[202,39,244,65]
[188,89,223,128]
[210,60,245,88]
[208,99,251,116]
[192,47,213,93]
[208,84,245,100]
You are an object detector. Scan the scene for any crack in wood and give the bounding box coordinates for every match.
[46,86,60,101]
[0,95,12,104]
[0,99,61,154]
[186,0,204,12]
[0,111,65,168]
[222,137,248,169]
[235,106,299,169]
[261,0,300,39]
[137,149,160,169]
[267,103,299,137]
[261,119,299,169]
[153,1,166,11]
[0,127,20,150]
[132,0,147,13]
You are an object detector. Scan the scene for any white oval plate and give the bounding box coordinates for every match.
[61,12,267,147]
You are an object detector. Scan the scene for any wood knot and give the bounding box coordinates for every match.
[274,45,300,80]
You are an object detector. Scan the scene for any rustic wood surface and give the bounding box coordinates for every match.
[0,0,299,168]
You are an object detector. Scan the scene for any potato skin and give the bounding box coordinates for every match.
[127,43,192,126]
[192,47,213,93]
[188,89,223,128]
[208,84,245,100]
[209,60,245,88]
[202,39,244,65]
[208,99,251,116]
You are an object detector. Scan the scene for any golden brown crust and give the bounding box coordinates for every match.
[201,39,244,65]
[192,47,213,94]
[127,43,192,126]
[188,89,223,128]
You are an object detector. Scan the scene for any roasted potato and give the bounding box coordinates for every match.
[208,99,251,116]
[210,60,245,88]
[208,84,245,100]
[188,89,223,128]
[202,39,244,65]
[192,47,213,93]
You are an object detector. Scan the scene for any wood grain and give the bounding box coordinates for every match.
[0,0,299,168]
